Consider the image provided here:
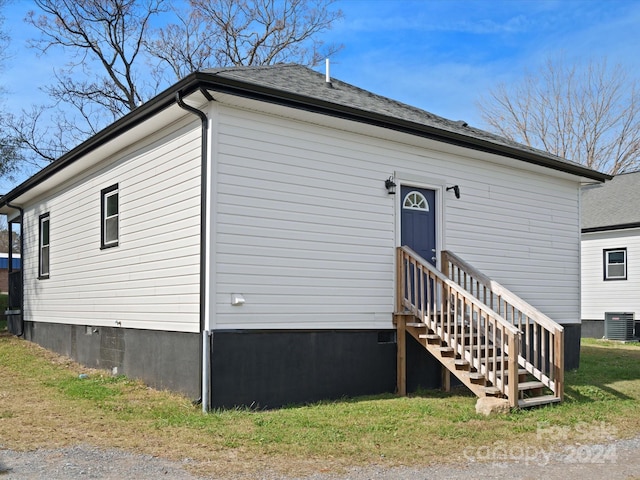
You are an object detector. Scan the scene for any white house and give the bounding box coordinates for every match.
[581,171,640,340]
[0,64,608,409]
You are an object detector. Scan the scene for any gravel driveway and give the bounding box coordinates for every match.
[2,434,640,480]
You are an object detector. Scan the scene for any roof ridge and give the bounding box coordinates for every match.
[0,63,609,210]
[204,64,591,171]
[201,63,302,75]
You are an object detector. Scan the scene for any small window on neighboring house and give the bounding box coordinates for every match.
[101,184,119,249]
[39,213,50,279]
[604,248,627,281]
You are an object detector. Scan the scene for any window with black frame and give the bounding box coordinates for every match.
[101,184,119,249]
[39,213,50,278]
[604,248,627,281]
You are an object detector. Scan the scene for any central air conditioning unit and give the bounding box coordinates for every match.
[604,312,636,341]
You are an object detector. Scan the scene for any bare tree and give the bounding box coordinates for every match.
[0,0,7,64]
[0,216,19,254]
[3,106,66,164]
[2,0,166,167]
[0,215,20,254]
[478,58,640,174]
[27,0,166,118]
[0,134,21,180]
[6,0,343,171]
[0,0,22,182]
[3,0,166,172]
[0,216,8,253]
[144,5,217,81]
[147,0,344,79]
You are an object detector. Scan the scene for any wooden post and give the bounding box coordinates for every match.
[440,250,449,278]
[507,331,519,408]
[555,329,564,401]
[396,314,407,396]
[396,248,404,313]
[439,253,451,392]
[442,367,451,392]
[396,248,407,396]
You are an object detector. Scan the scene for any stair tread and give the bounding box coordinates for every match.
[480,354,511,362]
[495,368,528,377]
[419,333,441,340]
[518,395,561,408]
[518,381,545,390]
[483,386,501,395]
[480,359,506,365]
[395,259,565,410]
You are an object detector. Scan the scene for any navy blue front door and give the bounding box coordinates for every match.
[400,186,436,265]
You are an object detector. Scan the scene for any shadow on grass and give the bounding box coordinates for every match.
[278,342,640,413]
[563,344,640,403]
[267,385,476,414]
[225,386,476,414]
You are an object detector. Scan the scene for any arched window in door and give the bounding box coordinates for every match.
[403,191,429,211]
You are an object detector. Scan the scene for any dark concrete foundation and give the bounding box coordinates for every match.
[582,318,640,341]
[21,323,447,410]
[405,332,447,392]
[23,321,200,398]
[21,321,580,409]
[209,329,447,409]
[562,323,581,371]
[209,330,400,409]
[581,320,605,340]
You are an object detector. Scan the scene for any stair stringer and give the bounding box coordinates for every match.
[404,319,496,400]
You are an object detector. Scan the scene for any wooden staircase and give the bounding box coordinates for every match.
[395,247,564,409]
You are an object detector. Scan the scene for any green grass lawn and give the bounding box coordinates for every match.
[0,335,639,477]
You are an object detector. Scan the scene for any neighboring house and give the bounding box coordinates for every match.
[581,171,640,340]
[0,64,608,410]
[0,253,20,294]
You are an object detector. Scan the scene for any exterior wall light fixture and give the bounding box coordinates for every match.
[385,176,396,194]
[446,185,461,199]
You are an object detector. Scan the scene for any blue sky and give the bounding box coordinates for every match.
[326,0,640,126]
[2,0,640,192]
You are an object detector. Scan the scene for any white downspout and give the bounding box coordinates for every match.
[202,106,214,413]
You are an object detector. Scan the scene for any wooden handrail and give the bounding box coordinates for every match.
[442,250,562,334]
[397,246,520,406]
[400,247,520,336]
[441,250,564,401]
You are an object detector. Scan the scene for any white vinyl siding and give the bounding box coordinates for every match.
[443,168,580,323]
[20,95,584,334]
[211,103,582,329]
[581,229,640,321]
[22,118,202,333]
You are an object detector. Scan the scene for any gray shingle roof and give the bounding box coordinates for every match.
[582,171,640,230]
[1,63,609,212]
[202,64,600,175]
